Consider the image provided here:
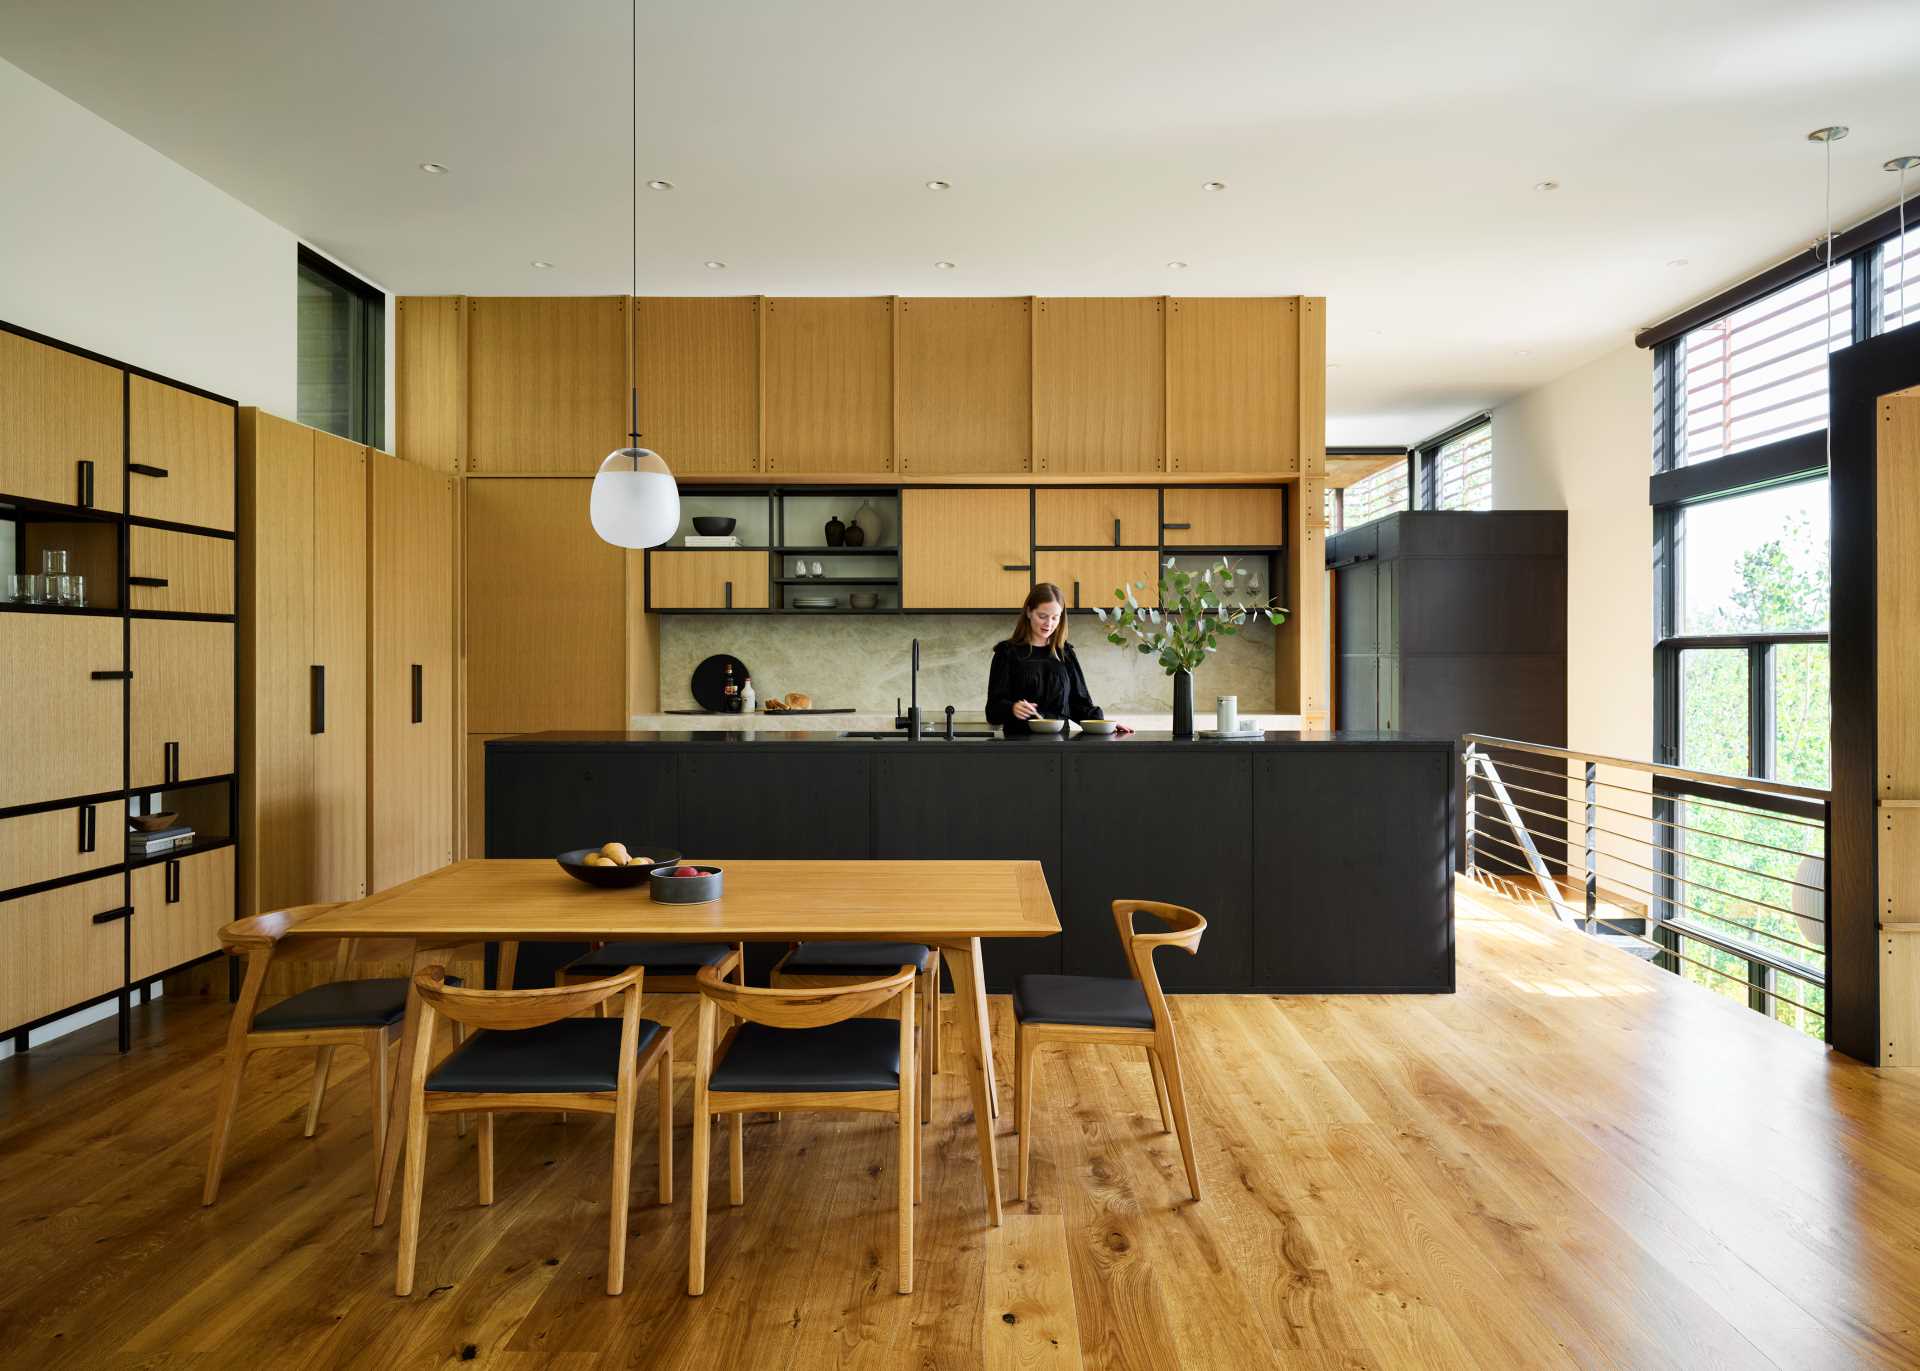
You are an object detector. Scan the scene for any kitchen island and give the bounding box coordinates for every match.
[485,730,1456,994]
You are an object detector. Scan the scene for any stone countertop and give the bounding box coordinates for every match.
[491,728,1455,750]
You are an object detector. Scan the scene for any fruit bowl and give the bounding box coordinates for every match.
[130,811,180,832]
[649,863,724,903]
[556,846,680,888]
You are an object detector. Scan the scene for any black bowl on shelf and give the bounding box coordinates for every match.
[556,846,681,888]
[691,516,737,536]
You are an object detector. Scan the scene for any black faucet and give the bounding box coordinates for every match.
[944,704,955,740]
[906,638,923,741]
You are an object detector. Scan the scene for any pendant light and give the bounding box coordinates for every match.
[1888,155,1920,331]
[590,0,679,549]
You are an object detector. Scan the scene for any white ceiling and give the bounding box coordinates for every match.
[3,0,1918,444]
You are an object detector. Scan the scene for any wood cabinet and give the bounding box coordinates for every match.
[1161,487,1286,546]
[0,329,123,511]
[466,297,627,474]
[1034,487,1159,547]
[762,298,894,474]
[0,800,123,895]
[635,297,759,474]
[648,551,771,609]
[1032,298,1164,474]
[395,296,465,473]
[901,488,1032,609]
[128,527,234,615]
[0,615,124,809]
[369,450,455,892]
[131,845,234,982]
[465,478,627,732]
[128,375,235,530]
[0,874,127,1030]
[1166,298,1302,474]
[311,432,369,900]
[131,618,234,789]
[1034,551,1160,610]
[896,298,1031,474]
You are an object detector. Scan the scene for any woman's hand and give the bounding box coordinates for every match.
[1012,700,1040,720]
[1113,722,1134,735]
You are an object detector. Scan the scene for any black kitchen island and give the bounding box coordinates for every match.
[484,730,1456,994]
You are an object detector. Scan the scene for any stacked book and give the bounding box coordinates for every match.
[683,534,741,547]
[129,824,195,858]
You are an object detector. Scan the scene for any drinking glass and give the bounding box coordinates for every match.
[10,573,43,604]
[67,574,86,607]
[41,548,69,576]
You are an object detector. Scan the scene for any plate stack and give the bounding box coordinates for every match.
[791,594,838,609]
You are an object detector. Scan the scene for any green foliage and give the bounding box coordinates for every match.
[1092,558,1287,677]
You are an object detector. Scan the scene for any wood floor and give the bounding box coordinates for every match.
[6,877,1920,1370]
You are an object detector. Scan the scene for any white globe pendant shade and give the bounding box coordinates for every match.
[590,446,680,548]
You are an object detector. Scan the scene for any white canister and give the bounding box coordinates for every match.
[1216,695,1239,733]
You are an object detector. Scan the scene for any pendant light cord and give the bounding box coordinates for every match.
[628,0,640,447]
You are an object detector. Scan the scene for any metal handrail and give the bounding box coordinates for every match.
[1469,772,1824,860]
[1462,734,1830,804]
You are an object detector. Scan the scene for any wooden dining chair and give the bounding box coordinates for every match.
[556,941,746,1004]
[1012,899,1206,1203]
[769,942,939,1121]
[395,964,673,1297]
[203,906,474,1205]
[688,961,918,1296]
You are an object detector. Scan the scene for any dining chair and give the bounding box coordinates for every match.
[202,905,474,1205]
[1012,899,1206,1203]
[687,961,918,1296]
[769,941,939,1121]
[395,964,673,1297]
[556,940,746,1004]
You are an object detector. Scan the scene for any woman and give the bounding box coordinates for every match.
[985,583,1131,735]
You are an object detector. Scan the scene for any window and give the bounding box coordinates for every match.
[1676,481,1830,636]
[1323,452,1409,534]
[297,246,384,447]
[1880,230,1920,335]
[1429,421,1492,511]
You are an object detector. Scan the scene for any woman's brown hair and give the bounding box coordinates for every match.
[1007,582,1068,656]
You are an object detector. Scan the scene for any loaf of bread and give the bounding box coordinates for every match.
[784,692,812,710]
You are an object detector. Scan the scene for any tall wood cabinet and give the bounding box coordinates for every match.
[2,320,237,1052]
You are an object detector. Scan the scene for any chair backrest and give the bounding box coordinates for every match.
[693,962,914,1029]
[1110,900,1206,1021]
[217,904,339,953]
[413,964,643,1032]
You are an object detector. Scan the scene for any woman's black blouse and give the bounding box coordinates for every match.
[985,640,1104,733]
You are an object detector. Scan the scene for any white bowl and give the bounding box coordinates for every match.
[1027,718,1066,733]
[1077,719,1118,735]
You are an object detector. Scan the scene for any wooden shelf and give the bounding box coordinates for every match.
[0,602,120,617]
[773,545,900,555]
[774,577,899,586]
[124,834,234,871]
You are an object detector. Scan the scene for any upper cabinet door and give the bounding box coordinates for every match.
[128,376,235,530]
[635,298,759,474]
[897,298,1031,475]
[128,526,235,615]
[395,296,466,473]
[0,616,124,808]
[901,488,1033,609]
[1166,298,1303,475]
[1034,488,1160,548]
[466,297,627,473]
[131,619,235,789]
[648,551,771,610]
[1161,487,1286,547]
[763,298,893,474]
[0,331,123,512]
[1032,298,1164,474]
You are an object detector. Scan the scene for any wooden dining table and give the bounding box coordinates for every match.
[287,857,1060,1228]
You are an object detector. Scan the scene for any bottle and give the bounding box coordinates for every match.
[741,677,756,713]
[722,661,738,712]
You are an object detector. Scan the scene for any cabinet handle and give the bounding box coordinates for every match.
[165,859,181,904]
[311,665,326,735]
[78,804,97,854]
[1073,580,1081,609]
[1163,522,1192,531]
[90,905,133,925]
[129,576,169,588]
[1002,563,1033,573]
[77,459,95,508]
[163,740,180,784]
[128,463,169,479]
[411,664,423,724]
[90,670,132,681]
[724,581,733,609]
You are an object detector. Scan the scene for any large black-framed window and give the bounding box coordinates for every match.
[1410,415,1492,512]
[297,246,384,447]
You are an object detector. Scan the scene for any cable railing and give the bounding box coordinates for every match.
[1462,735,1830,1036]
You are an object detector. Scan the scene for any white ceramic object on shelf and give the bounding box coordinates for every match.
[852,499,886,547]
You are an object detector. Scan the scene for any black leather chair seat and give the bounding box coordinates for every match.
[425,1017,665,1094]
[779,941,936,976]
[561,942,736,979]
[250,975,457,1032]
[1012,974,1155,1030]
[708,1019,901,1094]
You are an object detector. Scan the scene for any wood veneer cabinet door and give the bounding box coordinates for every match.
[1033,551,1160,610]
[901,488,1033,609]
[1034,487,1159,548]
[762,298,893,474]
[1879,388,1920,796]
[466,297,627,473]
[127,527,234,615]
[395,296,465,473]
[635,297,759,473]
[1032,298,1164,474]
[1161,487,1285,546]
[0,330,123,511]
[0,800,124,893]
[312,432,368,901]
[896,298,1031,475]
[0,615,123,809]
[131,619,235,789]
[128,376,235,530]
[1166,298,1299,474]
[131,845,234,982]
[465,478,627,732]
[647,550,770,609]
[370,450,455,892]
[0,873,125,1028]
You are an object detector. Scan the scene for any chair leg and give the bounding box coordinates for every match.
[657,1032,675,1205]
[1146,1048,1174,1134]
[928,952,941,1075]
[1158,1039,1201,1201]
[919,968,933,1125]
[728,1112,744,1207]
[689,1103,711,1296]
[897,1094,915,1295]
[608,1082,637,1296]
[367,1031,391,1189]
[1016,1027,1037,1203]
[304,1047,336,1138]
[452,1021,469,1138]
[201,1045,250,1206]
[477,1114,495,1206]
[396,1098,430,1295]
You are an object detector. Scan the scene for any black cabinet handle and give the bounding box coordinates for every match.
[128,463,169,478]
[129,576,169,588]
[77,459,95,508]
[724,581,733,609]
[165,859,181,904]
[1073,580,1081,609]
[90,905,133,925]
[311,665,326,735]
[1002,563,1033,572]
[1163,522,1192,531]
[78,804,97,854]
[411,664,423,724]
[90,669,132,681]
[163,741,180,784]
[1113,517,1122,548]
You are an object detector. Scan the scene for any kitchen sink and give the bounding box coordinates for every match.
[838,730,999,740]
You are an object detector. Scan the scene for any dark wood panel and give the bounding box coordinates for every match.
[1397,561,1567,655]
[1338,653,1380,730]
[1336,561,1378,655]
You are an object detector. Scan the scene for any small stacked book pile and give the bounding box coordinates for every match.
[129,823,195,858]
[682,534,741,547]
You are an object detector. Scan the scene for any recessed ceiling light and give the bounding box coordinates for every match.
[1166,260,1189,270]
[1533,180,1560,192]
[418,162,448,174]
[1667,258,1689,268]
[1201,180,1227,192]
[647,178,674,191]
[530,259,554,269]
[933,260,956,270]
[925,179,951,191]
[704,260,727,270]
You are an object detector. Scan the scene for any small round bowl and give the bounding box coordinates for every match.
[556,846,681,888]
[1077,719,1119,735]
[1027,717,1066,733]
[691,516,736,536]
[650,864,724,903]
[130,811,180,832]
[849,592,878,610]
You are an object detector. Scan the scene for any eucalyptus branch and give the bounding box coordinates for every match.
[1091,557,1287,676]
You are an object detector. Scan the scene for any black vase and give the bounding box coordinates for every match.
[824,515,846,547]
[1171,669,1195,740]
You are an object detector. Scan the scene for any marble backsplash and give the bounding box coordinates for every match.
[658,615,1276,714]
